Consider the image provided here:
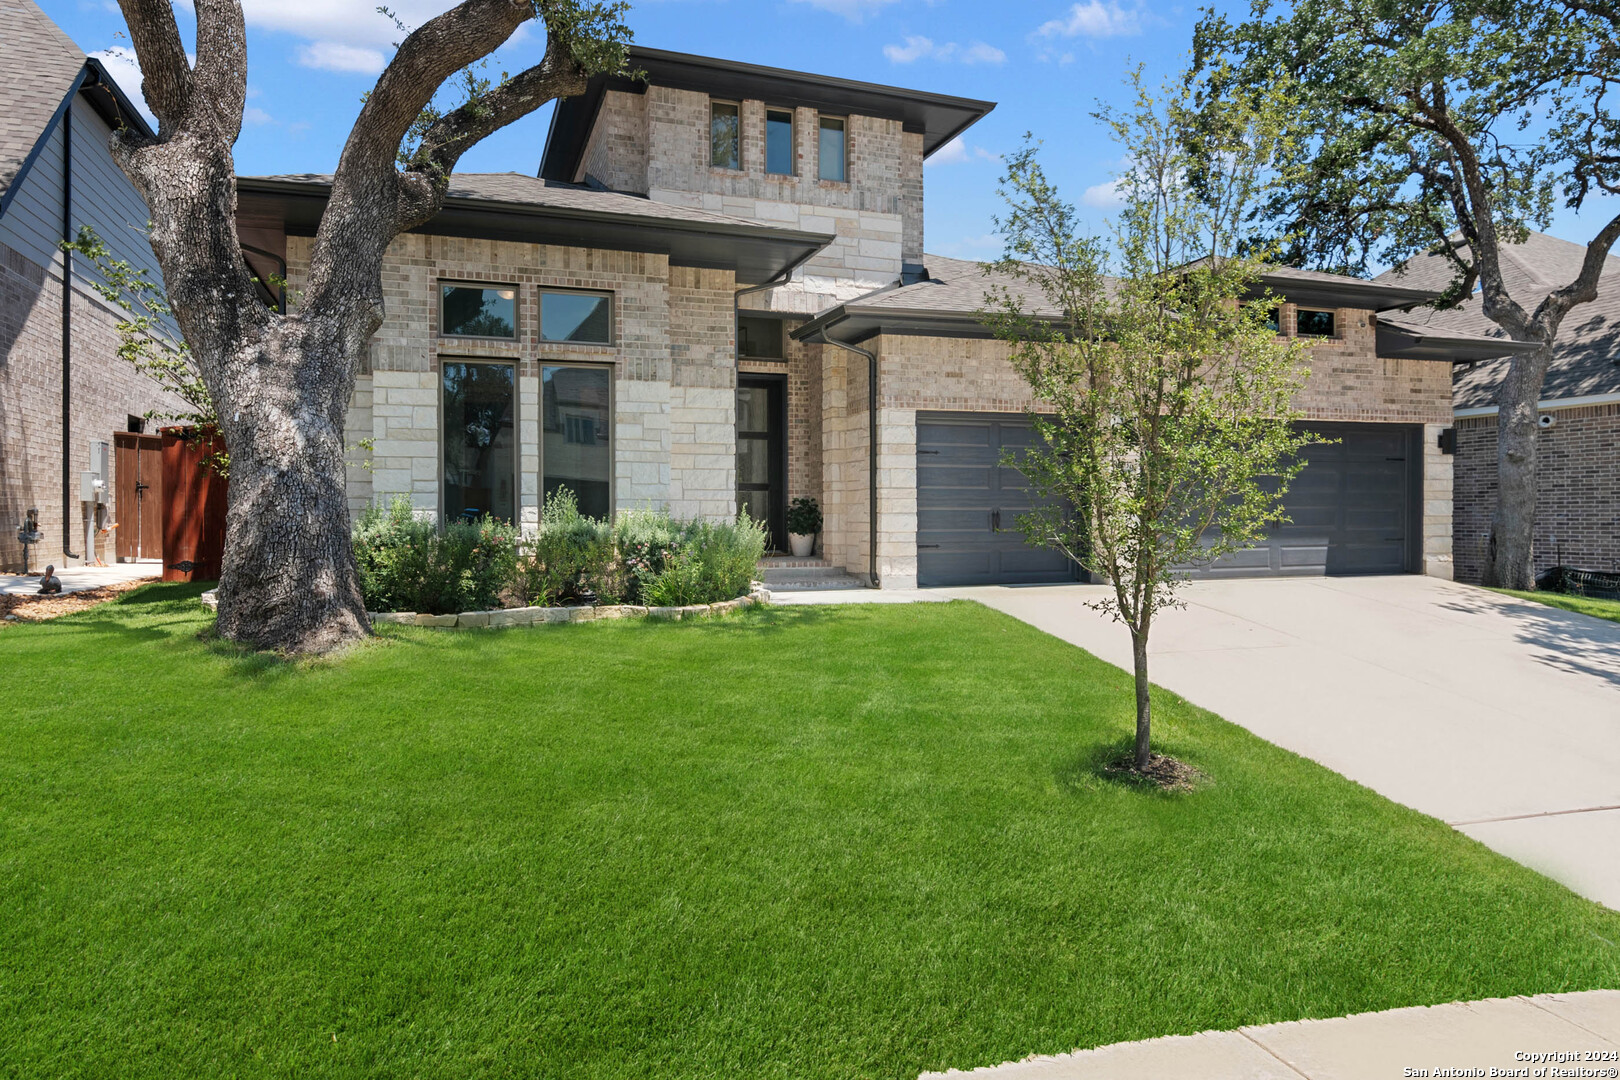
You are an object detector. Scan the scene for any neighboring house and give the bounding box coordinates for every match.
[1378,232,1620,583]
[237,46,1513,588]
[0,0,178,571]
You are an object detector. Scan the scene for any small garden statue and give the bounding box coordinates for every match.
[38,565,62,595]
[786,497,822,558]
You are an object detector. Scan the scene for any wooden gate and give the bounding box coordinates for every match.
[113,432,164,562]
[160,427,228,582]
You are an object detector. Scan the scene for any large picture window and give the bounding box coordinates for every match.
[442,361,517,523]
[818,116,846,182]
[441,283,517,338]
[540,290,612,344]
[711,100,740,170]
[543,364,612,519]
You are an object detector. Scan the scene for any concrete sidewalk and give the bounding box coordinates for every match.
[922,991,1620,1079]
[0,562,160,596]
[942,577,1620,909]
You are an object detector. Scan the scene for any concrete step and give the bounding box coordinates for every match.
[758,556,833,570]
[763,573,871,592]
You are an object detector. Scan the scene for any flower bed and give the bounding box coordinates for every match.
[367,589,768,628]
[350,493,768,615]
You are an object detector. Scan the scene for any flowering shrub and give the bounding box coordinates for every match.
[352,497,519,615]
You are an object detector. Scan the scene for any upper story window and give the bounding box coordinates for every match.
[711,100,741,170]
[540,290,613,344]
[765,109,795,175]
[1296,309,1336,337]
[818,116,847,182]
[441,283,517,339]
[738,315,784,359]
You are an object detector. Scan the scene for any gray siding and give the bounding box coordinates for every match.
[0,93,162,295]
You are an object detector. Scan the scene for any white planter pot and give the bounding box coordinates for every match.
[789,532,816,558]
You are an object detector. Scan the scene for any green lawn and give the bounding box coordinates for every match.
[3,585,1618,1079]
[1492,587,1620,625]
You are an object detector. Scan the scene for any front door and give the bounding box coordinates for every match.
[113,432,164,561]
[736,375,786,551]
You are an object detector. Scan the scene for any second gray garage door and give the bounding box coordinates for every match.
[916,415,1419,586]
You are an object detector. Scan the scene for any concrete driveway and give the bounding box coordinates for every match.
[942,576,1620,908]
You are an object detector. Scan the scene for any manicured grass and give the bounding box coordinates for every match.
[3,585,1618,1079]
[1492,587,1620,625]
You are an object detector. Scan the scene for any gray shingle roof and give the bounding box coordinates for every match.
[0,0,88,204]
[855,253,1060,317]
[1376,232,1620,408]
[249,172,804,233]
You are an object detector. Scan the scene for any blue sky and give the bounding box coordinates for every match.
[43,0,1618,267]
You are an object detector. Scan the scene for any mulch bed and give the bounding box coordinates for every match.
[1101,751,1209,793]
[1,578,156,624]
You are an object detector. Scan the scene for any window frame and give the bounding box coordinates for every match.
[438,281,521,341]
[817,114,848,183]
[1295,308,1337,338]
[439,356,520,527]
[540,361,616,519]
[538,287,615,346]
[710,98,742,171]
[764,107,796,177]
[738,314,786,360]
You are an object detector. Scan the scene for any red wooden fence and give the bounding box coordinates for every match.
[160,427,228,583]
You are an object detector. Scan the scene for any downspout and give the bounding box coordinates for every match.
[813,333,879,589]
[732,246,821,362]
[60,100,78,560]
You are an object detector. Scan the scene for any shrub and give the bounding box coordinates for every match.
[613,507,682,603]
[786,496,822,535]
[642,514,767,606]
[352,497,518,614]
[513,489,620,606]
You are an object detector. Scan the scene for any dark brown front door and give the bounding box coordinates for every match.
[114,432,164,561]
[736,375,787,551]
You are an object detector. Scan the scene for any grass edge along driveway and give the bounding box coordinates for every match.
[1491,586,1620,626]
[3,583,1617,1080]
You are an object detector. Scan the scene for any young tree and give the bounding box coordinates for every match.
[983,75,1313,773]
[1193,0,1620,590]
[109,0,631,653]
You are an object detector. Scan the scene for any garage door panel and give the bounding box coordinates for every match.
[917,415,1077,587]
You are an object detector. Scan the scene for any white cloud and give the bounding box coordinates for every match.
[297,41,387,75]
[788,0,900,23]
[884,35,1006,64]
[244,105,274,125]
[926,137,1002,167]
[87,46,158,127]
[1081,177,1127,208]
[1037,0,1143,39]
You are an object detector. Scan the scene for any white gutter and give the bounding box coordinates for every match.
[1455,390,1620,418]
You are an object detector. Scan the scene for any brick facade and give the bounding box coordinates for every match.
[1452,404,1620,582]
[0,237,179,570]
[287,232,740,526]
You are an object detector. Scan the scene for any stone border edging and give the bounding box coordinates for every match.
[200,587,773,627]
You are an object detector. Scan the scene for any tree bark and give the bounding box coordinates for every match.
[1486,341,1556,590]
[1131,624,1152,769]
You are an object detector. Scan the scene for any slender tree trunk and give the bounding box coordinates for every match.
[1486,341,1554,590]
[1130,622,1152,769]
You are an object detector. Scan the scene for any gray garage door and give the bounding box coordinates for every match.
[916,416,1417,587]
[1191,423,1418,578]
[915,415,1078,587]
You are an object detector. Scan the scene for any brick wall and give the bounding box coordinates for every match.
[0,238,181,570]
[1453,404,1620,582]
[287,232,737,527]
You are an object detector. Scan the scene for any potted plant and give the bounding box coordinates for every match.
[786,496,821,558]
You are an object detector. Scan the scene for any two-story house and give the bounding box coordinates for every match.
[239,46,1514,589]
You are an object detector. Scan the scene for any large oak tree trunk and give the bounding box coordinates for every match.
[1486,342,1555,591]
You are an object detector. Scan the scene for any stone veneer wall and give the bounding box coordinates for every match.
[0,238,180,570]
[822,316,1457,589]
[1452,403,1620,583]
[286,233,738,526]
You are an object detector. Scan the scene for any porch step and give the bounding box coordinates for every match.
[756,557,869,591]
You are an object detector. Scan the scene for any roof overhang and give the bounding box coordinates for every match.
[235,176,832,285]
[792,304,1007,346]
[541,46,995,183]
[81,58,156,140]
[1254,274,1441,313]
[1375,321,1536,363]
